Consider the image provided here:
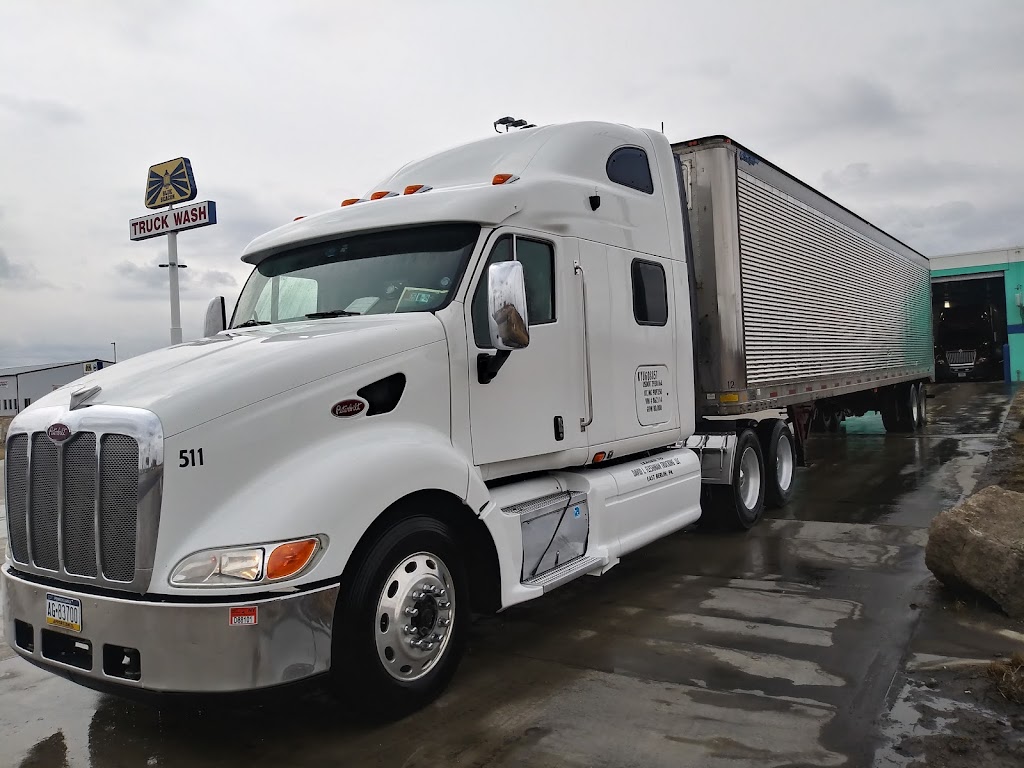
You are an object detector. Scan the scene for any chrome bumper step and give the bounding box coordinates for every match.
[522,555,605,592]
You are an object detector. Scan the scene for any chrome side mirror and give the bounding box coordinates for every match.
[487,261,530,350]
[204,296,226,337]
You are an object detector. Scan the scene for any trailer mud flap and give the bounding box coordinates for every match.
[787,404,813,467]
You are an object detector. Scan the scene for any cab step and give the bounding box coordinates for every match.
[522,555,605,592]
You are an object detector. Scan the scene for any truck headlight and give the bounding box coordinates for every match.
[170,537,322,587]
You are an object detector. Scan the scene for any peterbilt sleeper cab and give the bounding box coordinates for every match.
[2,121,932,717]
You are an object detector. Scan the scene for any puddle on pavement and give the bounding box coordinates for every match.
[874,677,1024,767]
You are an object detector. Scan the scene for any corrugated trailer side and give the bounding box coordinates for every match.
[672,136,934,418]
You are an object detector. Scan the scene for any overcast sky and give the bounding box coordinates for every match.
[1,1,1022,365]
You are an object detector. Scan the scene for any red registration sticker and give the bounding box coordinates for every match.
[229,606,258,626]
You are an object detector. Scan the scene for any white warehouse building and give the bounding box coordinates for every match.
[0,360,114,417]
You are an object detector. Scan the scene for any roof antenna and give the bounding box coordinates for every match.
[661,121,665,133]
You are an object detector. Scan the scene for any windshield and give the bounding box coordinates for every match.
[231,223,480,327]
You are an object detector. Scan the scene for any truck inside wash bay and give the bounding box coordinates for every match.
[2,121,933,718]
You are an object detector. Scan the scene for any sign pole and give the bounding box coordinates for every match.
[167,207,183,345]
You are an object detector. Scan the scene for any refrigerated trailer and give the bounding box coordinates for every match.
[676,136,933,439]
[3,121,932,717]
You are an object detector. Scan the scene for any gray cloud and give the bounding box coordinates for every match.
[113,260,236,296]
[112,262,237,303]
[816,152,1024,257]
[870,199,1024,257]
[0,93,81,125]
[113,260,168,293]
[785,78,923,138]
[821,159,1015,197]
[0,247,52,289]
[0,248,29,281]
[201,270,237,288]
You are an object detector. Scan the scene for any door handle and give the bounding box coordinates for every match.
[575,260,594,431]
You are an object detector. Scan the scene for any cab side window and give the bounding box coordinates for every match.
[632,259,668,326]
[472,235,555,348]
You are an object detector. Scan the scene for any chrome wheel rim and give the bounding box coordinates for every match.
[910,387,920,425]
[375,551,455,682]
[776,433,794,492]
[919,386,927,425]
[738,446,761,510]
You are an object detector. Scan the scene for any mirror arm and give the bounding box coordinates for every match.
[477,350,511,384]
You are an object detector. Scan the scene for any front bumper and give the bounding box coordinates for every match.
[1,564,339,693]
[936,361,997,382]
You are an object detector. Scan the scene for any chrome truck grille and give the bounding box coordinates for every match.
[945,350,976,367]
[4,405,163,592]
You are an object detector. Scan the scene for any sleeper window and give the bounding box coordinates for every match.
[632,259,668,326]
[607,147,654,194]
[473,235,556,348]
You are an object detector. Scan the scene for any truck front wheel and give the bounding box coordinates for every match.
[702,428,766,530]
[331,515,468,720]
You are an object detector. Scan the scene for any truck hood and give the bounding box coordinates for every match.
[28,314,446,437]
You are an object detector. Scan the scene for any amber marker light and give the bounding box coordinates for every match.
[266,539,319,581]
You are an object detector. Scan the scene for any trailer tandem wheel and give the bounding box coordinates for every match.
[881,383,921,433]
[701,428,766,530]
[916,382,928,427]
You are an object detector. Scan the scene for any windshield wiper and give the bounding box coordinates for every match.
[306,309,359,318]
[234,319,271,328]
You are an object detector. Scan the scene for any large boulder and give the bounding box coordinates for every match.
[926,485,1024,618]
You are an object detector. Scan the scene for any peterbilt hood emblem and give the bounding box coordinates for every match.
[47,423,72,442]
[331,399,366,418]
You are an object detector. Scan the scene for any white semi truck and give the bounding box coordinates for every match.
[3,122,933,717]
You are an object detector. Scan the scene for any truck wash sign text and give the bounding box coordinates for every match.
[129,200,218,241]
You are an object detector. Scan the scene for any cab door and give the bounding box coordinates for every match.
[465,230,588,471]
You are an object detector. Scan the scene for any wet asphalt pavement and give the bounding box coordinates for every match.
[1,382,1022,768]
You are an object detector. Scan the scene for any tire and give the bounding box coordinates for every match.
[701,428,766,530]
[907,383,921,431]
[880,394,901,432]
[881,385,917,433]
[758,420,796,508]
[916,382,927,427]
[330,515,469,721]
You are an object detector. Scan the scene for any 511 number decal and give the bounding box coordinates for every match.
[179,448,205,468]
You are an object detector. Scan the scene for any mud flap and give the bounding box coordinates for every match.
[787,404,813,467]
